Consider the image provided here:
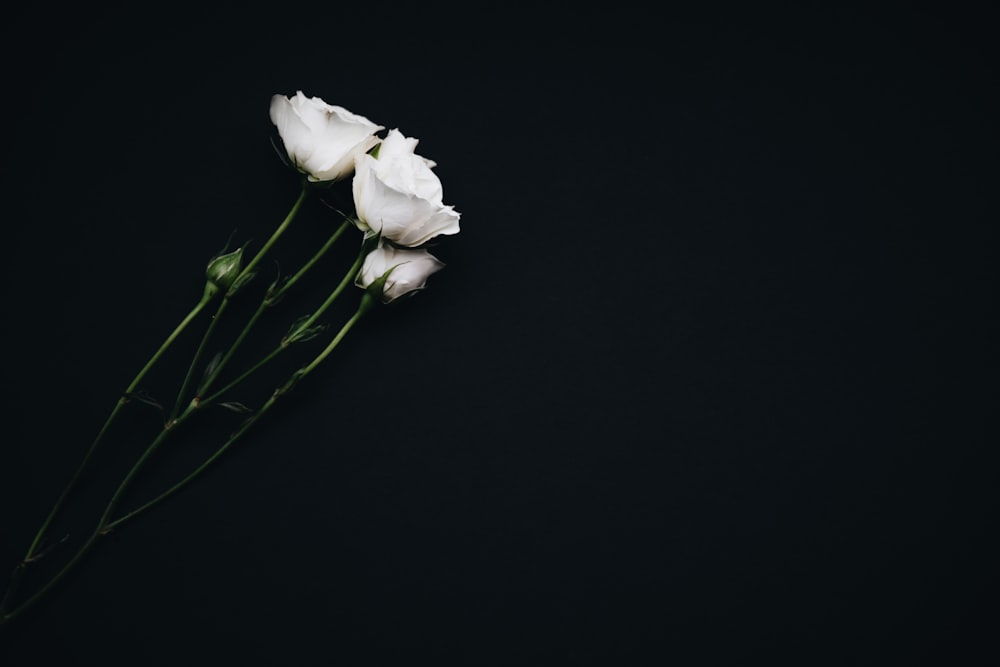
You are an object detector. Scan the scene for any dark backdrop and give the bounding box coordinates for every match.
[1,4,996,665]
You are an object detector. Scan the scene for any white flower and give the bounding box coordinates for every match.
[356,244,445,302]
[269,91,384,183]
[352,129,461,247]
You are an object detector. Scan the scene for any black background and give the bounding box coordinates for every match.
[1,4,996,665]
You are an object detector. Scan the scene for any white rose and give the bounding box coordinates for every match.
[352,129,461,247]
[269,91,384,183]
[356,244,445,302]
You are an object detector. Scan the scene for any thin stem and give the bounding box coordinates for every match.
[2,182,313,623]
[195,218,354,401]
[197,301,267,395]
[300,295,373,377]
[168,298,231,422]
[105,299,372,532]
[168,183,310,421]
[21,289,215,564]
[201,241,369,405]
[236,182,310,292]
[2,402,195,624]
[1,295,374,624]
[268,218,353,305]
[201,347,283,406]
[287,243,369,342]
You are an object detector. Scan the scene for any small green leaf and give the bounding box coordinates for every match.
[229,270,258,296]
[198,352,223,393]
[289,324,327,344]
[216,401,254,414]
[123,391,165,412]
[283,315,328,344]
[265,274,290,306]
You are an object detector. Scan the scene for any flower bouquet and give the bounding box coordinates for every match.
[0,91,461,623]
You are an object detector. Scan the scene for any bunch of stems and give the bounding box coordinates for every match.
[1,179,376,624]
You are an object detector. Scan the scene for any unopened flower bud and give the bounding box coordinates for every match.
[205,247,244,295]
[355,244,444,303]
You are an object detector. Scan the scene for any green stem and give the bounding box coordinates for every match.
[2,402,198,624]
[201,347,283,406]
[98,246,372,536]
[104,299,372,533]
[300,294,374,376]
[168,297,230,422]
[1,294,375,624]
[268,218,353,305]
[168,182,310,421]
[236,182,310,293]
[19,288,215,564]
[200,241,369,406]
[195,218,354,401]
[286,243,369,342]
[196,301,267,395]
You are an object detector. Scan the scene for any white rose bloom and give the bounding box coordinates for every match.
[270,91,384,183]
[352,129,461,247]
[356,244,445,302]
